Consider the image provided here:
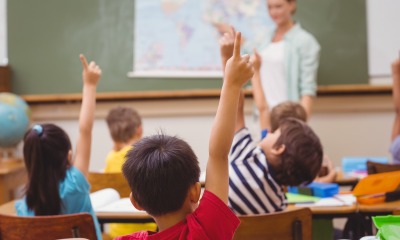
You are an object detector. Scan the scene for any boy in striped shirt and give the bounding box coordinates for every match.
[219,29,323,215]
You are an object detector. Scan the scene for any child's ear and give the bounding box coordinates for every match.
[67,150,72,161]
[129,192,144,211]
[271,144,285,156]
[136,125,143,138]
[189,182,201,203]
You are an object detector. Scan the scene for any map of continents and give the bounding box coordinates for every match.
[134,0,273,76]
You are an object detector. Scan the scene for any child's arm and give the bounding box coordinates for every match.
[250,50,271,131]
[392,59,400,141]
[218,27,246,132]
[74,54,101,177]
[219,26,235,72]
[206,32,254,203]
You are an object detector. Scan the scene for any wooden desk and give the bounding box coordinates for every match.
[334,171,359,187]
[0,200,154,224]
[0,159,27,204]
[287,204,357,219]
[358,200,400,215]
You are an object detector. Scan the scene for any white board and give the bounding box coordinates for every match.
[367,0,400,77]
[0,0,7,66]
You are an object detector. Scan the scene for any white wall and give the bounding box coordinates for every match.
[367,0,400,77]
[0,0,7,65]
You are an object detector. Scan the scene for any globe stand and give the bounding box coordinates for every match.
[0,147,15,161]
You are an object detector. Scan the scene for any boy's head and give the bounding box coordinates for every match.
[106,106,142,143]
[270,101,307,133]
[263,118,323,186]
[122,134,201,216]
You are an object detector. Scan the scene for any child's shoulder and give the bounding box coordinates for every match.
[59,166,89,193]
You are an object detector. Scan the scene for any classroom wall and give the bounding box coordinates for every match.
[25,94,393,172]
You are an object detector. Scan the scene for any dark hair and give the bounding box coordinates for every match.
[270,101,307,132]
[23,124,71,215]
[122,134,200,216]
[106,106,142,143]
[273,118,323,186]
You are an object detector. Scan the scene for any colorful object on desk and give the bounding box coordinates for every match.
[285,193,320,204]
[342,156,388,176]
[353,171,400,204]
[288,182,339,198]
[373,215,400,240]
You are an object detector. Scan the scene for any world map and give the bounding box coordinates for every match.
[133,0,274,77]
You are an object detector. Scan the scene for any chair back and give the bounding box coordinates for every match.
[0,213,96,240]
[366,161,400,175]
[88,172,131,197]
[233,208,312,240]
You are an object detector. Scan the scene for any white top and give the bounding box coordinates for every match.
[260,41,287,108]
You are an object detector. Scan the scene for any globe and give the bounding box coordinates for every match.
[0,93,31,148]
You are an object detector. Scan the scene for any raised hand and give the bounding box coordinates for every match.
[224,32,254,87]
[219,26,235,61]
[250,48,262,72]
[80,54,102,86]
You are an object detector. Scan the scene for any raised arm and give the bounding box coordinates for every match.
[250,49,270,131]
[392,59,400,141]
[219,26,235,71]
[219,26,246,132]
[74,54,101,177]
[206,32,254,203]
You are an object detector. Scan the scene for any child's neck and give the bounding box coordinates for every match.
[113,137,140,151]
[153,203,193,232]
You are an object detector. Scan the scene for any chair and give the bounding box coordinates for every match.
[393,209,400,215]
[0,213,96,240]
[366,161,400,175]
[88,172,131,197]
[233,208,312,240]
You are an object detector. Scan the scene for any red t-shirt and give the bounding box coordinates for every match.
[115,190,240,240]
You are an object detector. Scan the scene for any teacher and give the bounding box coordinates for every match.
[251,0,320,117]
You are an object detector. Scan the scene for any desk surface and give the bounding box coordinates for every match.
[0,159,25,175]
[358,200,400,214]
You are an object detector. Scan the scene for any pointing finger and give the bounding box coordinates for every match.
[79,54,88,69]
[233,31,242,58]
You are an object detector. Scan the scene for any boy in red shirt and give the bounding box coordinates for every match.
[117,32,254,240]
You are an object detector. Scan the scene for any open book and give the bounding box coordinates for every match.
[90,188,145,213]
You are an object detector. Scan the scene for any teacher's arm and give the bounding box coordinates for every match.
[299,36,321,117]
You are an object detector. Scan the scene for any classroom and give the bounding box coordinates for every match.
[0,0,399,240]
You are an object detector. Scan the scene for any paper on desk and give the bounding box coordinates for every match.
[90,188,145,213]
[90,188,120,210]
[295,194,356,207]
[95,198,144,213]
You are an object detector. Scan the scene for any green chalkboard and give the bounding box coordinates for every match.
[295,0,368,86]
[8,0,368,95]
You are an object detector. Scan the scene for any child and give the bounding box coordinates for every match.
[105,106,142,173]
[15,55,103,239]
[117,32,253,239]
[251,48,336,184]
[220,30,323,215]
[391,58,400,164]
[104,107,157,237]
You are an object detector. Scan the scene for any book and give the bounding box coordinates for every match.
[90,188,145,213]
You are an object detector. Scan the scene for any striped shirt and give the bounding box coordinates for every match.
[228,128,287,215]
